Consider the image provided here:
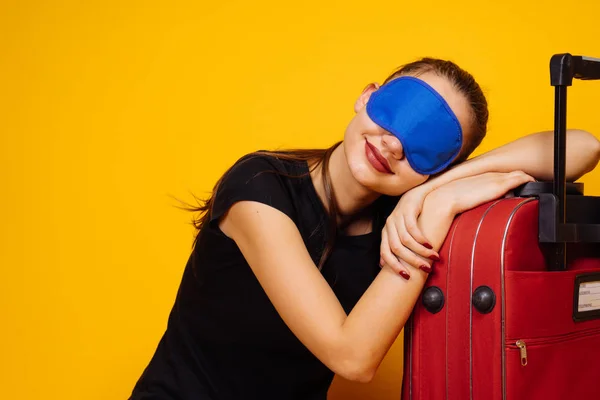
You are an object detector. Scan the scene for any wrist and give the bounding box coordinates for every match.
[417,190,457,251]
[425,155,490,192]
[423,188,457,218]
[417,180,437,195]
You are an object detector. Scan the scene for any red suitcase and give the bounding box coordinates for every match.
[402,54,600,400]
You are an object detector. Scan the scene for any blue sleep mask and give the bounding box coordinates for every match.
[365,76,463,175]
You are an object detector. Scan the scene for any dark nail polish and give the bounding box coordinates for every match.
[429,254,440,262]
[399,270,411,280]
[419,265,432,274]
[423,243,433,249]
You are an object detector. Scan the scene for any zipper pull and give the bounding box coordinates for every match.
[516,340,528,366]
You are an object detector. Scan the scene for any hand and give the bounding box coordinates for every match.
[380,185,439,276]
[436,171,535,216]
[381,171,534,279]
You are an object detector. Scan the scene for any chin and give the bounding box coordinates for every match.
[356,167,426,197]
[348,159,395,195]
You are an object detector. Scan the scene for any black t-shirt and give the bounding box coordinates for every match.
[130,154,396,400]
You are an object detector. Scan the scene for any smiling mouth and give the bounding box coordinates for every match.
[365,140,393,174]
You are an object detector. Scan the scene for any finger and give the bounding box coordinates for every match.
[485,172,530,198]
[402,214,439,260]
[403,212,430,247]
[397,258,421,280]
[484,172,534,202]
[388,216,439,261]
[396,244,433,273]
[512,170,535,182]
[383,254,413,281]
[381,229,406,275]
[386,222,432,271]
[507,170,532,179]
[506,171,535,189]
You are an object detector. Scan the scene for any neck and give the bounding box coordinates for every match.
[310,143,380,226]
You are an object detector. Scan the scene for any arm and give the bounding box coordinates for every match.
[219,197,454,383]
[423,129,600,194]
[380,130,600,271]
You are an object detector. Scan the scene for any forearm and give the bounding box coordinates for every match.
[226,200,456,382]
[339,196,454,377]
[423,129,600,193]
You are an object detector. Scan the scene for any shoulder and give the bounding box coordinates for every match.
[210,152,304,226]
[217,152,304,200]
[224,152,294,182]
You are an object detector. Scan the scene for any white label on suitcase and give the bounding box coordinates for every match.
[578,281,600,312]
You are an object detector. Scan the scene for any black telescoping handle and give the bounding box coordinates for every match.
[551,54,600,86]
[548,54,600,270]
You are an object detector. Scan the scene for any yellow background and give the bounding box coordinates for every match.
[1,0,599,399]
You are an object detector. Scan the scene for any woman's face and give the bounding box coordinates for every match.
[343,71,473,197]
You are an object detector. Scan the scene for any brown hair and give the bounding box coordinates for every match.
[184,58,488,269]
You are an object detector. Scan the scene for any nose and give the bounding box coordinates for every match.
[381,134,404,160]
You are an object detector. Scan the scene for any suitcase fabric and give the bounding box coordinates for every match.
[401,198,600,400]
[401,54,600,400]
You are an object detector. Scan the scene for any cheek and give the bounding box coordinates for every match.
[345,142,370,181]
[348,158,370,183]
[402,174,429,193]
[401,166,429,189]
[344,125,365,165]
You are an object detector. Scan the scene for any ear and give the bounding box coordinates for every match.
[354,82,380,113]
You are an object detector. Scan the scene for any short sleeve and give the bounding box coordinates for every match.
[209,155,298,228]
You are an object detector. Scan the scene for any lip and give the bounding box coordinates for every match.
[365,140,393,174]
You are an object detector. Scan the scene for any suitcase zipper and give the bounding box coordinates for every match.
[515,340,528,366]
[507,327,600,367]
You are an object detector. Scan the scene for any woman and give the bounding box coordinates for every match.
[130,58,600,400]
